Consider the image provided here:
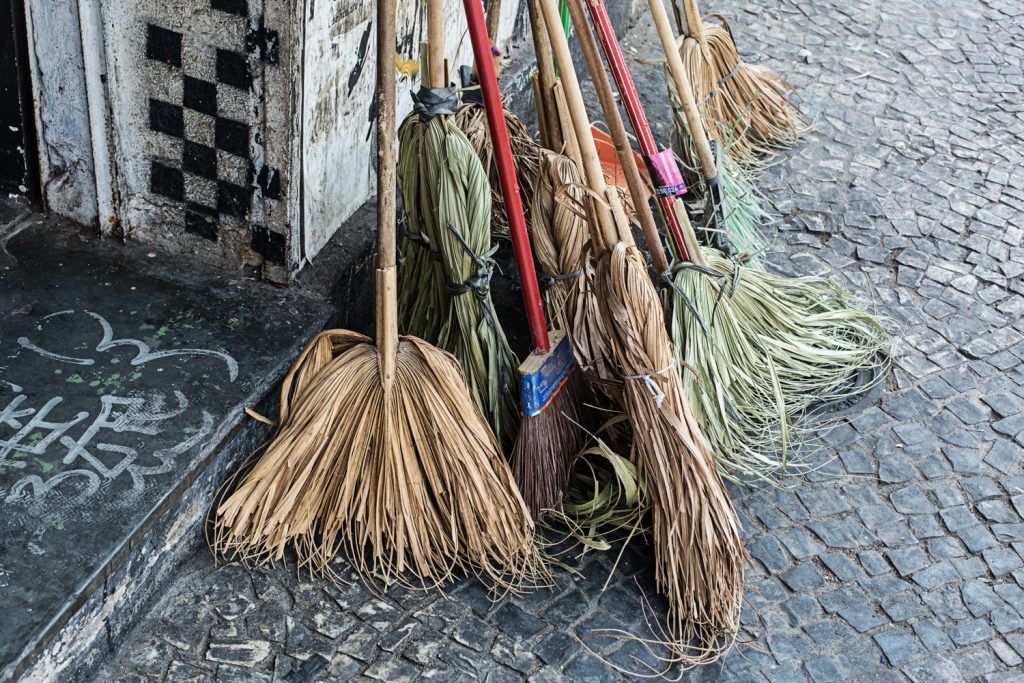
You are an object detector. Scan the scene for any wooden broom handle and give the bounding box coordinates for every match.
[537,0,627,251]
[428,0,446,88]
[376,0,399,366]
[565,0,669,274]
[681,0,708,51]
[527,0,562,150]
[648,0,716,179]
[377,0,397,267]
[486,0,502,45]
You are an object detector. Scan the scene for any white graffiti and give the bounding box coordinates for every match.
[0,388,215,503]
[0,310,237,506]
[18,310,239,381]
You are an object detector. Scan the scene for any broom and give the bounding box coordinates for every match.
[539,0,746,664]
[648,2,767,260]
[210,0,543,591]
[452,82,541,241]
[674,0,809,171]
[398,0,520,449]
[586,0,889,479]
[464,0,596,517]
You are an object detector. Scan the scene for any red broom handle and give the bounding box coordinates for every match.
[463,0,550,353]
[584,0,690,262]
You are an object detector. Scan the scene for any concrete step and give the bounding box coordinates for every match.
[0,202,374,682]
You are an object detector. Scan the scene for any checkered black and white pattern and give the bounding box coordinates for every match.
[144,1,285,266]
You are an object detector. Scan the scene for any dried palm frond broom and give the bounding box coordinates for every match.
[657,26,767,261]
[464,0,596,517]
[453,87,541,240]
[674,0,808,171]
[397,1,520,449]
[210,0,544,592]
[451,0,540,240]
[540,0,746,666]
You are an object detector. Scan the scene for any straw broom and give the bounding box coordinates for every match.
[539,0,746,665]
[210,0,543,590]
[675,0,808,171]
[397,2,520,448]
[453,100,541,241]
[650,8,767,261]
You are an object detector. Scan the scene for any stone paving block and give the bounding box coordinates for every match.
[887,547,929,576]
[874,628,923,666]
[810,518,877,549]
[780,529,828,560]
[748,536,791,574]
[992,607,1024,634]
[940,505,980,532]
[859,551,892,576]
[958,525,1000,552]
[804,655,846,683]
[985,441,1021,473]
[947,619,995,647]
[983,547,1024,576]
[781,562,827,592]
[880,592,928,623]
[901,656,966,683]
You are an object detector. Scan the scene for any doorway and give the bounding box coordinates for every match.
[0,0,40,204]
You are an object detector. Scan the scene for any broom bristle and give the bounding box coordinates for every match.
[679,20,809,172]
[596,242,746,666]
[671,247,890,484]
[511,368,599,516]
[211,331,547,593]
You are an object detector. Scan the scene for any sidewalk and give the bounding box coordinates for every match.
[98,0,1024,680]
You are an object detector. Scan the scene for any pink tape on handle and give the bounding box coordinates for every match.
[646,149,686,197]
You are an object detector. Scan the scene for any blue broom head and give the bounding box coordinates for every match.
[518,331,576,418]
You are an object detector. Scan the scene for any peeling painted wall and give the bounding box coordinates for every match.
[24,0,642,280]
[24,0,98,225]
[100,0,294,282]
[298,0,527,269]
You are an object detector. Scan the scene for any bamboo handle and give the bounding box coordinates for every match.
[538,0,627,251]
[648,0,716,178]
[673,199,707,267]
[682,0,708,51]
[376,0,399,369]
[527,0,562,150]
[552,83,583,173]
[486,0,502,46]
[566,0,669,275]
[428,0,446,88]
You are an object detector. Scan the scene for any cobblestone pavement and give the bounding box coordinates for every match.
[99,0,1024,680]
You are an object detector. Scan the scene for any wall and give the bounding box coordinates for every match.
[23,0,97,224]
[22,0,643,280]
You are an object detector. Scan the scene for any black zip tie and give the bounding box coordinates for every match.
[412,86,460,123]
[404,231,443,262]
[442,220,512,395]
[539,268,583,292]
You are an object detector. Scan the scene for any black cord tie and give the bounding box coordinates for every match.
[412,86,460,123]
[539,268,583,292]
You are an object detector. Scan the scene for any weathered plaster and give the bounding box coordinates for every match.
[23,0,98,225]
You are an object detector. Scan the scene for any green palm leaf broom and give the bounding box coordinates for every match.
[649,2,891,479]
[397,3,519,448]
